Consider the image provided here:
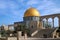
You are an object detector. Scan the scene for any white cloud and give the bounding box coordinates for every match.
[25,0,60,16]
[0,0,60,16]
[0,1,7,9]
[41,8,60,16]
[17,0,24,2]
[37,0,55,9]
[36,0,60,15]
[26,0,40,6]
[0,0,21,15]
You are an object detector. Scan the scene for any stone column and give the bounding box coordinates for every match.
[40,18,43,29]
[46,18,48,27]
[59,17,60,27]
[24,33,27,39]
[17,31,22,37]
[52,17,54,28]
[17,31,22,40]
[41,18,44,29]
[57,33,59,38]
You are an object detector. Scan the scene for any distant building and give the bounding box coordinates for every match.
[1,25,8,31]
[8,24,14,31]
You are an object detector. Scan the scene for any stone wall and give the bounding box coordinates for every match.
[7,37,60,40]
[7,37,17,40]
[27,38,60,40]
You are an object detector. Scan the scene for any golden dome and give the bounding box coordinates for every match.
[24,8,40,17]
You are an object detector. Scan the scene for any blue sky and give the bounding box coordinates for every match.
[0,0,60,27]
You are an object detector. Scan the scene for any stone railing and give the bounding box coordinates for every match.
[0,37,60,40]
[7,37,60,40]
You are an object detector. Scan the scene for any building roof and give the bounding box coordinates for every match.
[24,8,40,17]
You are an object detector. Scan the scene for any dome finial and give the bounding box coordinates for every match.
[29,6,33,9]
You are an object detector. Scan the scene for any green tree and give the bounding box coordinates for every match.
[1,30,7,37]
[15,24,31,37]
[17,25,26,31]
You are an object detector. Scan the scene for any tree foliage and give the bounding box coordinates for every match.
[15,24,31,36]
